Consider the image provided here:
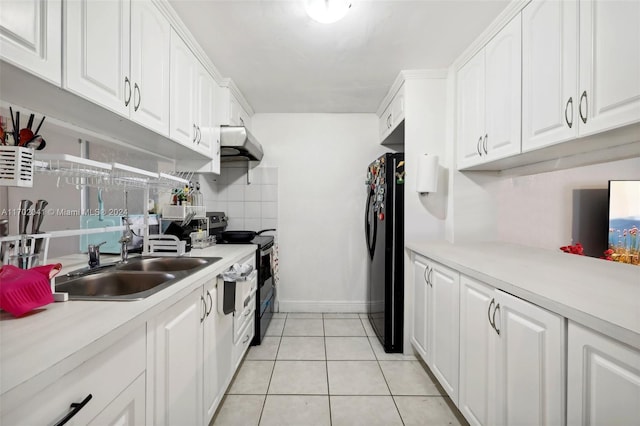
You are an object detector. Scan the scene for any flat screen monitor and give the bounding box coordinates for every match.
[608,180,640,266]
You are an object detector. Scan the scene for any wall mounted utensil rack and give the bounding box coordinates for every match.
[34,154,192,191]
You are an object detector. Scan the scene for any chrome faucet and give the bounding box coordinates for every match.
[88,241,107,269]
[119,218,132,263]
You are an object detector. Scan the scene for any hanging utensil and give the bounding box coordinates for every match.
[33,115,46,135]
[19,128,34,146]
[9,107,16,145]
[14,111,19,146]
[25,135,46,150]
[98,188,104,221]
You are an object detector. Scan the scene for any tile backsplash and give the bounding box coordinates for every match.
[197,163,278,232]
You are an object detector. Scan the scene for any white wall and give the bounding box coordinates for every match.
[196,163,279,233]
[251,113,389,312]
[492,157,640,250]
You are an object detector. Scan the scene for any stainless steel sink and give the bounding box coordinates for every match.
[56,271,177,301]
[116,256,220,272]
[57,256,221,301]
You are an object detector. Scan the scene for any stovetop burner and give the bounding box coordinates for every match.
[217,235,274,250]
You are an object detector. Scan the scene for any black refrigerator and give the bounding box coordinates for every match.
[365,152,404,353]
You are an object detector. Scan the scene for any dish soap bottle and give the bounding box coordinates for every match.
[192,182,203,207]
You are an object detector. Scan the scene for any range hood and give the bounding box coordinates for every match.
[220,126,264,162]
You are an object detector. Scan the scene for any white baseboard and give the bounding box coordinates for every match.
[277,300,368,313]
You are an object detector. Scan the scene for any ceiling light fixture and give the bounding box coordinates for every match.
[305,0,351,24]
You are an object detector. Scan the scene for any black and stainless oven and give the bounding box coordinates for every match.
[206,212,275,345]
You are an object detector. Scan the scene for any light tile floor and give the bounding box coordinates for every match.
[211,313,468,426]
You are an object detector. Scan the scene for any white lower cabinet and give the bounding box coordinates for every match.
[411,254,460,403]
[203,280,233,422]
[459,276,494,426]
[567,321,640,426]
[458,275,565,426]
[1,326,146,425]
[89,373,146,425]
[151,256,256,425]
[150,286,204,426]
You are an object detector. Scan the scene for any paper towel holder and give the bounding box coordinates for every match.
[416,154,439,194]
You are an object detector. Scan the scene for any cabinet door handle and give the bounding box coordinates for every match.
[133,83,141,111]
[423,266,429,285]
[579,90,588,124]
[193,124,197,143]
[483,134,488,155]
[492,303,501,335]
[244,309,251,317]
[564,97,573,128]
[242,334,250,344]
[477,136,483,156]
[428,268,433,287]
[124,77,132,107]
[487,298,496,330]
[206,291,213,316]
[53,394,93,426]
[240,116,245,126]
[200,295,206,322]
[198,126,202,144]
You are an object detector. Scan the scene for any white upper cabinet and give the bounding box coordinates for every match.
[65,0,171,136]
[579,0,640,136]
[195,63,215,156]
[64,0,171,137]
[170,29,214,158]
[522,0,579,151]
[457,15,521,169]
[483,16,522,162]
[130,0,170,135]
[229,93,252,129]
[457,52,486,168]
[170,29,197,146]
[379,84,405,143]
[0,0,61,85]
[64,0,131,116]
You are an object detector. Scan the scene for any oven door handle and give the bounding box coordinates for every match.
[260,246,273,257]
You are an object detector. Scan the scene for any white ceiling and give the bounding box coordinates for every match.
[168,0,510,113]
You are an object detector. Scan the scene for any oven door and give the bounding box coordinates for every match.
[258,246,274,317]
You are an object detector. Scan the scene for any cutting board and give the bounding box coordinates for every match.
[79,215,122,254]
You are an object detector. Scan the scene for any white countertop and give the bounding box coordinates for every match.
[0,244,256,403]
[406,241,640,350]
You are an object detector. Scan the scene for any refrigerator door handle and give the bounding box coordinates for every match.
[365,188,377,259]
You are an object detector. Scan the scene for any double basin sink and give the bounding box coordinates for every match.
[56,257,221,301]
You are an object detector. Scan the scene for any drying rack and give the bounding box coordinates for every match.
[34,154,192,192]
[30,154,195,259]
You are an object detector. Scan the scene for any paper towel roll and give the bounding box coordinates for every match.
[416,154,439,193]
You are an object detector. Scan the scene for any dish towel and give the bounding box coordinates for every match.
[271,243,279,288]
[0,263,62,317]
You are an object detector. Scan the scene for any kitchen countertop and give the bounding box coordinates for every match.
[0,244,256,404]
[406,241,640,350]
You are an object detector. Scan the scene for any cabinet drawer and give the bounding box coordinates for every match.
[234,289,256,343]
[233,312,255,368]
[1,326,146,425]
